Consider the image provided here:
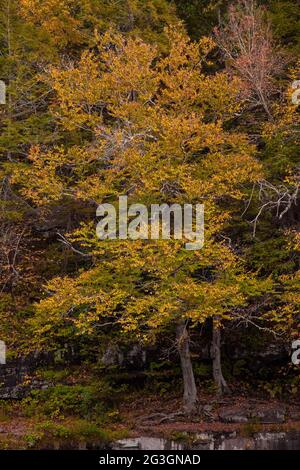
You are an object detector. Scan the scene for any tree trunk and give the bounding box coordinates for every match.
[211,318,229,397]
[176,321,198,415]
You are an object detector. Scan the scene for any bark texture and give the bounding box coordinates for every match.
[176,321,198,415]
[211,319,229,397]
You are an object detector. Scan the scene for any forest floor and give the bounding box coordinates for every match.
[1,391,300,448]
[116,391,300,439]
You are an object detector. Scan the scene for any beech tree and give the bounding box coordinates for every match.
[0,0,298,430]
[20,0,178,51]
[0,0,178,352]
[9,27,272,410]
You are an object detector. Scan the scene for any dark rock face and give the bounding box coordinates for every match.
[101,345,125,367]
[0,344,148,400]
[0,334,295,403]
[101,344,147,369]
[0,353,51,399]
[0,359,31,399]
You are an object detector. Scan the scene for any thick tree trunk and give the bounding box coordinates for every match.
[176,321,198,415]
[211,319,229,397]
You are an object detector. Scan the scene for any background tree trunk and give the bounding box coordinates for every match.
[176,321,198,415]
[211,318,229,397]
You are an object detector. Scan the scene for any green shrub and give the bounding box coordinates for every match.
[22,381,115,419]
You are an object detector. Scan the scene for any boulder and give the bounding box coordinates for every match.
[219,409,249,423]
